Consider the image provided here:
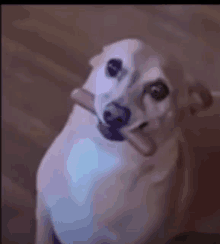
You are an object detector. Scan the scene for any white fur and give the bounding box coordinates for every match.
[35,39,209,244]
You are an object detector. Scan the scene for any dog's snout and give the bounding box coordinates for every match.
[103,102,131,128]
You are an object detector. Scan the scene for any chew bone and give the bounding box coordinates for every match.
[71,88,157,156]
[71,88,96,115]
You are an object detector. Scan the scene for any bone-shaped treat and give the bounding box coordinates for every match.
[71,88,157,156]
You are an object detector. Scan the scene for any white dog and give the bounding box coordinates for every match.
[35,39,213,244]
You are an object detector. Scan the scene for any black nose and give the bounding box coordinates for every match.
[103,102,131,128]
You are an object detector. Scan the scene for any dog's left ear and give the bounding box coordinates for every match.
[171,80,213,126]
[187,81,213,116]
[162,56,213,117]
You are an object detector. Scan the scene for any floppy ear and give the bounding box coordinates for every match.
[161,56,213,123]
[187,81,213,116]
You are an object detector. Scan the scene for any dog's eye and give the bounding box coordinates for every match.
[150,79,169,101]
[106,59,122,78]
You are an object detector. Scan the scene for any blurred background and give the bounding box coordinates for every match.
[2,5,220,244]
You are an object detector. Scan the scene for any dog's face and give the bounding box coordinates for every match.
[80,38,213,155]
[89,39,179,145]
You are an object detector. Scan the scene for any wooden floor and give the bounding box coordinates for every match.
[2,5,220,244]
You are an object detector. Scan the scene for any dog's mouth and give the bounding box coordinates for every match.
[71,88,158,156]
[97,120,125,141]
[97,120,149,142]
[138,122,149,130]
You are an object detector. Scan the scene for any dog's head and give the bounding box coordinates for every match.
[74,39,213,156]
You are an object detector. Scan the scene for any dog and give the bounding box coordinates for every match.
[35,39,214,244]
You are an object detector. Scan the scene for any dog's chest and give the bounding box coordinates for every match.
[42,129,180,244]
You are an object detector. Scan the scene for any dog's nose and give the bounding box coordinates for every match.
[103,102,131,128]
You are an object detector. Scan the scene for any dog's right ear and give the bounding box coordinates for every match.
[89,52,103,68]
[89,43,114,68]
